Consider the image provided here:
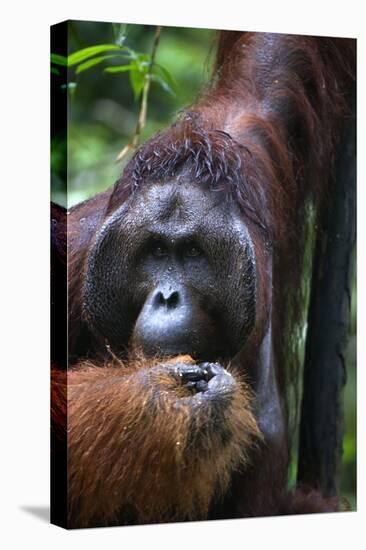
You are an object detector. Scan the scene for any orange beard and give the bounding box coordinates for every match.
[52,355,261,528]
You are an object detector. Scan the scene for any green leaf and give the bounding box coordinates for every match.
[104,64,135,73]
[75,54,123,74]
[153,63,178,94]
[136,53,151,63]
[51,66,60,75]
[51,53,67,66]
[68,44,129,66]
[135,53,151,72]
[150,73,175,96]
[129,68,145,99]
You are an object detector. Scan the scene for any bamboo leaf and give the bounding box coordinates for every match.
[129,68,145,99]
[153,63,178,94]
[104,64,135,73]
[51,66,60,75]
[135,53,151,72]
[68,44,129,66]
[51,53,67,66]
[76,54,123,74]
[150,73,175,96]
[136,53,151,63]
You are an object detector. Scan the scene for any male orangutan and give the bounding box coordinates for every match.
[51,30,356,528]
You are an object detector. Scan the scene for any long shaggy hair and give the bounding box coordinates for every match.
[52,356,261,528]
[59,32,355,528]
[106,32,355,420]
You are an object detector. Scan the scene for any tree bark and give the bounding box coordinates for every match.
[297,95,356,495]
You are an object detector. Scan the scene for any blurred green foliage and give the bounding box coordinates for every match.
[51,21,213,206]
[51,20,356,510]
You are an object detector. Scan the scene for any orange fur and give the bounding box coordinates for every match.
[55,32,355,528]
[52,356,261,528]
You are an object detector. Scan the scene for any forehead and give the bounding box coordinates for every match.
[128,181,234,224]
[99,179,252,262]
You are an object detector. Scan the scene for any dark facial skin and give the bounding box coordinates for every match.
[84,180,256,362]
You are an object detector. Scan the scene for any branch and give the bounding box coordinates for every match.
[116,26,162,163]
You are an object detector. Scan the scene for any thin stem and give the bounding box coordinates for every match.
[116,26,162,162]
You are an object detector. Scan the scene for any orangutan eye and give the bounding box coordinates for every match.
[184,243,201,258]
[151,241,168,257]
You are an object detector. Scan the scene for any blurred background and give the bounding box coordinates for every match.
[51,20,356,509]
[51,21,214,206]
